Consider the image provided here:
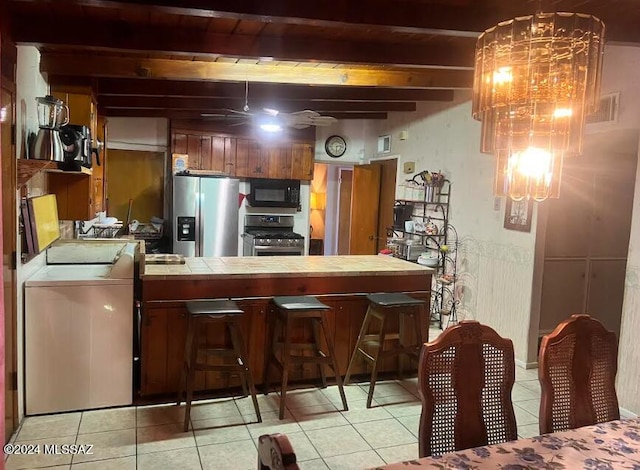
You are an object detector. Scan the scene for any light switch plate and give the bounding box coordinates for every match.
[403,162,415,174]
[493,197,502,211]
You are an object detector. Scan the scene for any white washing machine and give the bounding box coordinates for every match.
[25,256,134,415]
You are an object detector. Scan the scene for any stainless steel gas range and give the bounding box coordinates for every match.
[242,215,305,256]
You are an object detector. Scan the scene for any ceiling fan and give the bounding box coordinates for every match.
[201,81,337,131]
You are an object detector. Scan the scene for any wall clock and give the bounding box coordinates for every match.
[324,135,347,158]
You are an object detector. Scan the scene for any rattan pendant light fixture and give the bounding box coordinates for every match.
[472,12,605,201]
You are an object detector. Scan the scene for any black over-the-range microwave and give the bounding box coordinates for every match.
[247,178,301,208]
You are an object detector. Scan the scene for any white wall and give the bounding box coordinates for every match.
[16,46,48,162]
[106,117,169,152]
[15,46,49,421]
[364,92,538,364]
[599,44,640,415]
[315,120,367,164]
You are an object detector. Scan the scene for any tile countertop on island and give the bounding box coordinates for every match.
[142,254,435,280]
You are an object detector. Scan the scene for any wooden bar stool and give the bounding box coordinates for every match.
[177,299,261,431]
[344,293,426,408]
[263,296,348,419]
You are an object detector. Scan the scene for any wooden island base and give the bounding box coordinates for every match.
[140,256,433,398]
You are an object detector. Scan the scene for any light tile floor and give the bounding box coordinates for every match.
[6,330,542,470]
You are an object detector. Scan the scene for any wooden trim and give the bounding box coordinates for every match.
[142,273,432,302]
[171,120,315,142]
[93,78,454,102]
[100,96,417,112]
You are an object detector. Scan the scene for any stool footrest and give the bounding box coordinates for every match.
[194,364,247,373]
[274,342,325,351]
[197,348,241,357]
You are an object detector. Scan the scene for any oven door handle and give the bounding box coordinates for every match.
[252,245,304,252]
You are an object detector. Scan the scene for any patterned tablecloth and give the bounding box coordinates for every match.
[375,418,640,469]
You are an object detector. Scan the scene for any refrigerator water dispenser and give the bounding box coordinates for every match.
[177,216,196,241]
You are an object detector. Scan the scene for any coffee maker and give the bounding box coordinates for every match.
[393,203,414,229]
[32,95,69,161]
[59,124,92,171]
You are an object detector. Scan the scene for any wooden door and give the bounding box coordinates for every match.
[373,158,397,252]
[106,150,164,223]
[1,85,17,441]
[337,169,353,255]
[349,164,381,255]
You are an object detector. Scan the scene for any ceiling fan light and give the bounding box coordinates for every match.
[259,123,282,132]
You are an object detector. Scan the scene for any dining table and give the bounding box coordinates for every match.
[373,417,640,469]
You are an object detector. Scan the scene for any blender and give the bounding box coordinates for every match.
[32,95,69,161]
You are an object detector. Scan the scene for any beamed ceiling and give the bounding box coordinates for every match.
[6,0,640,122]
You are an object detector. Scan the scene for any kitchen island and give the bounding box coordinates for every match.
[140,255,433,397]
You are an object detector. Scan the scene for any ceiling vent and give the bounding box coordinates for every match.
[586,92,620,124]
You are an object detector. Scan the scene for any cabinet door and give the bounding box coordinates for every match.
[186,134,202,169]
[172,133,187,154]
[544,168,592,258]
[200,135,226,173]
[234,139,250,177]
[92,175,104,214]
[224,137,237,176]
[265,145,292,179]
[539,259,588,332]
[51,90,94,130]
[586,259,627,338]
[140,305,189,396]
[47,173,92,220]
[291,143,314,180]
[590,166,636,258]
[248,140,266,177]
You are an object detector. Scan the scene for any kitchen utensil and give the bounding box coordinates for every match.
[33,95,69,161]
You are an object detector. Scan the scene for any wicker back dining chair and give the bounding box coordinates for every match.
[538,314,619,434]
[418,321,517,458]
[258,433,299,470]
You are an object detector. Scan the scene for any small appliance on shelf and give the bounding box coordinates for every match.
[59,124,93,171]
[32,95,69,162]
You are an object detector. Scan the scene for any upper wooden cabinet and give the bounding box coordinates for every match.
[48,86,101,220]
[51,86,98,140]
[171,130,314,180]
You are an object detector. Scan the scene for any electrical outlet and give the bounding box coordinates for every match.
[403,162,415,174]
[493,197,502,211]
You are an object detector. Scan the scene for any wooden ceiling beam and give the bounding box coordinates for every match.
[11,13,475,68]
[9,0,488,37]
[88,78,454,102]
[100,96,416,112]
[102,108,388,120]
[40,53,474,89]
[9,0,640,43]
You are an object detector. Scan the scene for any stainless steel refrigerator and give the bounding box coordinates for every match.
[173,174,239,257]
